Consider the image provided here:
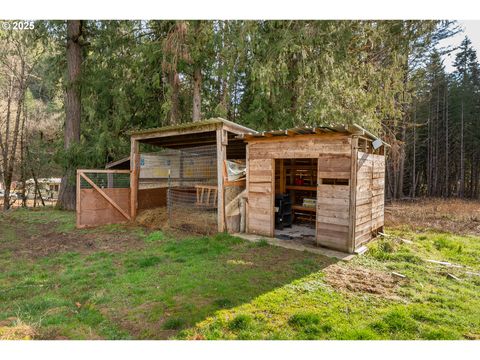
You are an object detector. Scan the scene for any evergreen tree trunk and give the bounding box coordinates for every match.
[192,65,202,121]
[459,100,465,197]
[434,85,440,195]
[411,106,416,198]
[397,122,406,198]
[445,87,449,197]
[58,20,82,210]
[427,102,432,196]
[169,71,180,124]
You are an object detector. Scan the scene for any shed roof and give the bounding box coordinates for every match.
[105,156,130,169]
[128,117,257,138]
[236,123,389,147]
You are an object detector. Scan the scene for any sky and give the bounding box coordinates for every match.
[440,20,480,73]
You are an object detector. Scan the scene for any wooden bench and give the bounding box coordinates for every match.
[195,185,218,208]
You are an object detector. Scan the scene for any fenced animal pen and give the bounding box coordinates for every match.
[130,119,253,233]
[141,145,219,234]
[77,118,388,253]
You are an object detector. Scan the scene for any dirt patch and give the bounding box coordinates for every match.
[26,231,144,258]
[1,220,145,258]
[103,303,178,340]
[230,244,335,272]
[324,264,405,299]
[386,199,480,236]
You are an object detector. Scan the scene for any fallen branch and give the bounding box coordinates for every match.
[447,273,461,281]
[391,272,407,279]
[426,259,463,268]
[379,232,414,245]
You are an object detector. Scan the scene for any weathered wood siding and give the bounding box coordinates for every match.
[355,152,385,247]
[78,188,130,227]
[246,134,353,252]
[248,134,352,160]
[247,158,274,236]
[316,153,352,251]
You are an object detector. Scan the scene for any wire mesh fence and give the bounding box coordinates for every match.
[140,145,218,234]
[79,172,130,189]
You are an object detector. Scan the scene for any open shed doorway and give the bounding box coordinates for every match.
[274,158,317,246]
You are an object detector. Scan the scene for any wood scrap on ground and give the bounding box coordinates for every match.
[425,259,463,268]
[447,273,461,281]
[378,232,413,244]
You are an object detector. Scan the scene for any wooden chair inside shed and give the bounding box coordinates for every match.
[195,185,218,208]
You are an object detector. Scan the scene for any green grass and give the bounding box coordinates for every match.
[0,208,328,339]
[1,208,479,340]
[179,230,480,340]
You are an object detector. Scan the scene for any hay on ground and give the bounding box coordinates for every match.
[0,319,36,340]
[136,207,169,229]
[136,206,217,235]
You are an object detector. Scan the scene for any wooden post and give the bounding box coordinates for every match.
[270,158,275,237]
[107,173,114,188]
[279,160,285,194]
[245,143,250,233]
[347,136,359,253]
[130,138,139,220]
[240,196,246,233]
[216,126,226,232]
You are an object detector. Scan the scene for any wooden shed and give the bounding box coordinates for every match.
[76,119,387,254]
[238,124,387,253]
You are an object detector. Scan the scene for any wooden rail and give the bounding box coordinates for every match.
[77,169,130,174]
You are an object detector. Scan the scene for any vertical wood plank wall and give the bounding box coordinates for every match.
[354,152,385,247]
[316,153,352,252]
[247,158,274,236]
[246,134,353,251]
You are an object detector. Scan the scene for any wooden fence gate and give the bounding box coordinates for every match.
[76,169,131,228]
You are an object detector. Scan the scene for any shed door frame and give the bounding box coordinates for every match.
[273,158,318,241]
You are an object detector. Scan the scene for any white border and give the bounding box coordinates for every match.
[1,340,480,360]
[1,0,480,20]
